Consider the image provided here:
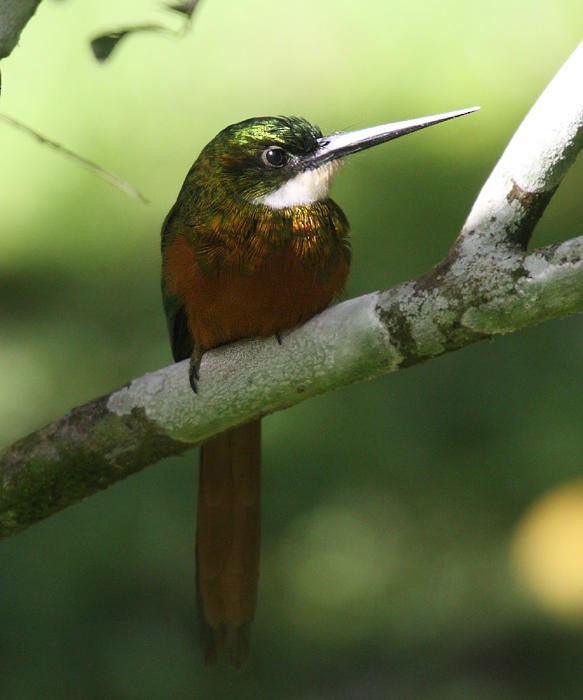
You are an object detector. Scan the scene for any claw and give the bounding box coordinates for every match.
[189,363,199,393]
[275,331,283,345]
[189,345,203,393]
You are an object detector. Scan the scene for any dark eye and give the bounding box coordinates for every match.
[261,146,288,168]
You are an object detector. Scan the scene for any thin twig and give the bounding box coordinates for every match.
[0,113,149,203]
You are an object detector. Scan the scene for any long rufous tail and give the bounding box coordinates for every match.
[196,420,261,668]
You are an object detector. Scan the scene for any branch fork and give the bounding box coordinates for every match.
[2,42,583,538]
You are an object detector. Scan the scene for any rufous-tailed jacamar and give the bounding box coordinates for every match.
[161,106,478,667]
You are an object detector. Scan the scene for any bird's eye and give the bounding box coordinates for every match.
[261,147,288,168]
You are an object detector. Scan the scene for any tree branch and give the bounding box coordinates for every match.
[0,0,43,60]
[1,42,582,539]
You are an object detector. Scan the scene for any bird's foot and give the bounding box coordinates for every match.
[189,346,203,393]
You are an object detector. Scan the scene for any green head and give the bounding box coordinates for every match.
[190,108,479,210]
[194,116,328,206]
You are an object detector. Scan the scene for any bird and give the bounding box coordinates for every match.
[160,106,478,667]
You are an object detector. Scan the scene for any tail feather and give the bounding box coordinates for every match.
[196,420,261,668]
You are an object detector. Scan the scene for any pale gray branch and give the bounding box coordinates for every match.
[1,42,582,539]
[459,41,583,251]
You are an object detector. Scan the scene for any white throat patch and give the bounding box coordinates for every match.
[253,162,339,209]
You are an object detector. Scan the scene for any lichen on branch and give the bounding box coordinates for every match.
[1,41,582,539]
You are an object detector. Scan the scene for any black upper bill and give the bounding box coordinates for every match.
[306,106,479,168]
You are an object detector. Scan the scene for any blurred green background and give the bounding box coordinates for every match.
[2,1,583,698]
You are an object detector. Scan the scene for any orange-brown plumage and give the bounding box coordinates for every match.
[163,214,349,667]
[196,421,261,667]
[161,117,350,668]
[162,110,476,667]
[163,216,349,351]
[163,205,349,665]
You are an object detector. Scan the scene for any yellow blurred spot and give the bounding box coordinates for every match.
[512,481,583,621]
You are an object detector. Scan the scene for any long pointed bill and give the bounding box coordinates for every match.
[307,106,479,168]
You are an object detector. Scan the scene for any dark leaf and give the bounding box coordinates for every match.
[90,31,131,62]
[166,0,200,19]
[90,25,164,63]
